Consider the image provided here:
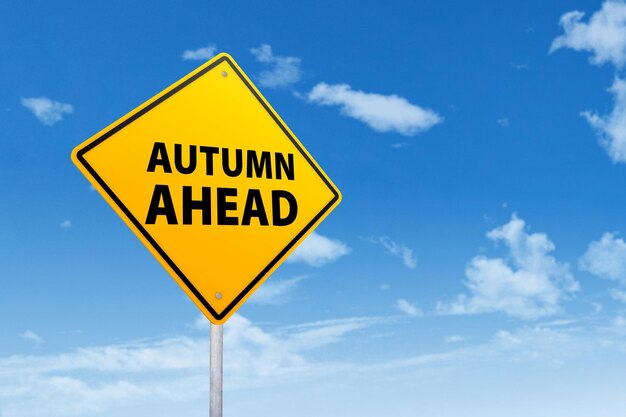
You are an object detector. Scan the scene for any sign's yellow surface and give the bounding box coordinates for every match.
[71,53,341,324]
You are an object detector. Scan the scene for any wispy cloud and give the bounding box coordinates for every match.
[437,215,579,319]
[59,220,71,229]
[181,44,217,61]
[497,117,510,127]
[21,97,73,126]
[282,316,374,351]
[0,314,377,416]
[395,299,421,317]
[250,44,302,88]
[307,83,442,136]
[286,232,350,267]
[19,330,44,344]
[369,236,417,269]
[391,142,410,148]
[249,276,307,305]
[445,335,466,344]
[3,314,626,417]
[610,288,626,303]
[579,232,626,283]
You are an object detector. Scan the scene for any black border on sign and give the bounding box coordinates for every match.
[75,56,340,321]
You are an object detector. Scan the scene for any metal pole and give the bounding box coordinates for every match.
[210,323,223,417]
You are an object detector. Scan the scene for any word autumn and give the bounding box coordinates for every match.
[144,142,298,226]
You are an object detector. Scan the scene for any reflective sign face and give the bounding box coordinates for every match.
[71,53,341,324]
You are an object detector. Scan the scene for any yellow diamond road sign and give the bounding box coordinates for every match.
[71,53,341,324]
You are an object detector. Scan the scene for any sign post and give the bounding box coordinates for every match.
[71,53,341,414]
[210,323,223,417]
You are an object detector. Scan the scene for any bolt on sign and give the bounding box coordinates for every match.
[71,53,341,324]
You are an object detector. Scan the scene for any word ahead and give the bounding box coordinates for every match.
[144,143,297,226]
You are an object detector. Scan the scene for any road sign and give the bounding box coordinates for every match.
[71,53,341,324]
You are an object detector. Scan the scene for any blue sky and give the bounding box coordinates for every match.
[4,0,626,415]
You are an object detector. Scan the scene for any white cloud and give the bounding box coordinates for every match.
[445,335,466,344]
[0,336,206,416]
[535,318,579,328]
[0,314,376,416]
[614,315,626,326]
[181,44,217,61]
[380,283,391,291]
[222,315,309,383]
[307,83,442,136]
[491,326,584,362]
[550,1,626,68]
[286,232,350,267]
[249,276,307,305]
[21,97,73,126]
[59,220,71,229]
[610,288,626,302]
[370,237,417,269]
[190,315,210,331]
[582,78,626,163]
[395,299,421,317]
[550,2,626,163]
[579,232,626,283]
[437,215,579,319]
[19,330,43,344]
[497,117,510,127]
[250,44,302,88]
[282,316,373,351]
[5,314,626,417]
[391,142,410,148]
